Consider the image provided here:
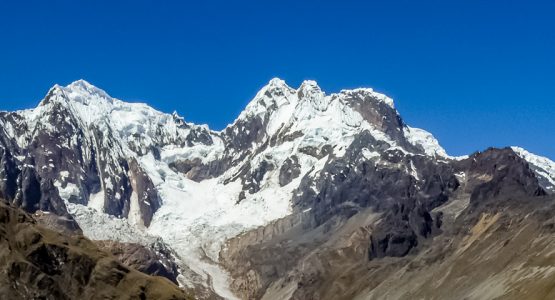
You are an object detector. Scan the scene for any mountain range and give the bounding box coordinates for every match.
[1,79,554,299]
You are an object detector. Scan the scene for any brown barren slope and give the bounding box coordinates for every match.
[0,200,192,300]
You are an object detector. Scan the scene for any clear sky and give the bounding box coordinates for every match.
[0,0,553,159]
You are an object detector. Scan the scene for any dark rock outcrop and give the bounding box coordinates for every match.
[96,240,181,284]
[279,156,301,186]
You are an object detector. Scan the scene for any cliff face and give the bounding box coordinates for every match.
[0,200,191,300]
[95,240,182,284]
[220,148,555,300]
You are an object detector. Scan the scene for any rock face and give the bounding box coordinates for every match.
[0,200,191,300]
[221,148,555,300]
[33,210,83,236]
[95,240,181,284]
[1,78,554,299]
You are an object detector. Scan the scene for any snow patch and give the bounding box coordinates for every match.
[361,148,380,160]
[88,190,105,212]
[512,147,555,192]
[404,126,466,160]
[54,181,80,201]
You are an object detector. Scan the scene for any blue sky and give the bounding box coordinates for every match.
[0,0,554,159]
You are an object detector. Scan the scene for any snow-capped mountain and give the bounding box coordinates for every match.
[1,79,553,299]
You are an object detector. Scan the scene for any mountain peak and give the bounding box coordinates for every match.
[39,84,68,106]
[64,79,111,101]
[339,88,395,109]
[67,79,95,89]
[267,77,287,87]
[38,79,113,111]
[298,79,321,94]
[262,77,294,95]
[299,79,319,88]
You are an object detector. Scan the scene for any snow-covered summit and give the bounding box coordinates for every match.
[298,79,322,94]
[267,77,291,89]
[18,79,218,160]
[40,79,112,106]
[228,78,406,148]
[339,87,395,109]
[65,79,112,99]
[235,78,395,122]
